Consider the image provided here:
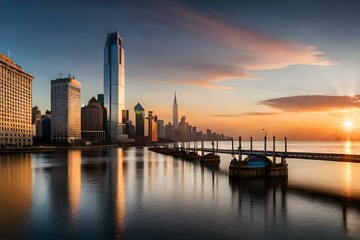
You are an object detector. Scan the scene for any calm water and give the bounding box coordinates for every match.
[1,141,360,239]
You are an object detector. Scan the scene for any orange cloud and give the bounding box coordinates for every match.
[151,0,333,89]
[260,95,360,112]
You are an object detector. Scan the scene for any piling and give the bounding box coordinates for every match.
[264,132,267,154]
[250,136,253,154]
[231,137,234,154]
[273,135,276,164]
[238,136,242,161]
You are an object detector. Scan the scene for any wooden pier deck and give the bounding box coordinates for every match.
[172,147,360,163]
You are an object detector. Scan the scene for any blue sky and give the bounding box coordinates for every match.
[2,0,360,139]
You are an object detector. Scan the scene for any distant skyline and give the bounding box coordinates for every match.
[2,0,360,140]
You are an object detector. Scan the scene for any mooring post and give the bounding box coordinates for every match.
[201,140,204,156]
[212,141,215,155]
[264,132,267,155]
[250,135,253,154]
[216,140,219,153]
[273,135,276,164]
[238,135,242,161]
[283,136,287,163]
[231,137,234,154]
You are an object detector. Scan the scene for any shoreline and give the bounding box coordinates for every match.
[0,144,122,154]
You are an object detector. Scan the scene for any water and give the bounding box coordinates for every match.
[1,142,360,239]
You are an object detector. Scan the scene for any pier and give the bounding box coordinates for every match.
[149,137,360,179]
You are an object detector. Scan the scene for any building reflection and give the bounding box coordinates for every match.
[0,154,32,238]
[114,148,126,237]
[68,150,81,221]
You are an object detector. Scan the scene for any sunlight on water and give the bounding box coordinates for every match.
[68,150,81,222]
[345,140,352,154]
[1,144,360,239]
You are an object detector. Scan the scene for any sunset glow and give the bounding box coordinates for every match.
[343,120,354,131]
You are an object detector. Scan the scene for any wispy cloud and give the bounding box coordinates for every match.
[149,0,333,89]
[260,95,360,112]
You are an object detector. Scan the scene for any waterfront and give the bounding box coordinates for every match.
[1,141,360,239]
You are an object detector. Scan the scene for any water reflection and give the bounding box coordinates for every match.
[114,148,125,237]
[2,147,360,239]
[0,154,32,239]
[68,150,81,222]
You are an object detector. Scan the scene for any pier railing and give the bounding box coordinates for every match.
[171,147,360,163]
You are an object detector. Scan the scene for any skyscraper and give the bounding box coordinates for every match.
[32,106,42,138]
[51,77,81,143]
[173,92,178,129]
[0,53,33,147]
[134,103,145,136]
[81,97,105,141]
[146,111,158,142]
[104,31,125,141]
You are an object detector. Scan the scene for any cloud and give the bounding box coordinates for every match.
[260,95,360,112]
[149,0,333,89]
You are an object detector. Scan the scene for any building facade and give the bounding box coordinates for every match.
[0,53,33,147]
[104,31,126,141]
[32,106,42,138]
[146,111,158,142]
[41,110,51,141]
[134,103,145,136]
[173,92,178,129]
[81,97,105,142]
[51,77,81,143]
[157,119,164,139]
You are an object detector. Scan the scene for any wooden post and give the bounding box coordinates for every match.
[283,136,287,163]
[201,140,204,156]
[212,141,215,155]
[273,135,276,164]
[238,135,242,161]
[231,137,234,154]
[264,132,267,155]
[250,135,253,154]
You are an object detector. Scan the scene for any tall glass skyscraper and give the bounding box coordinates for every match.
[173,92,178,129]
[104,31,125,140]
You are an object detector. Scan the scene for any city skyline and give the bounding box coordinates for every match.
[2,0,360,140]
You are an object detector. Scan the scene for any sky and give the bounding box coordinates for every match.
[2,0,360,140]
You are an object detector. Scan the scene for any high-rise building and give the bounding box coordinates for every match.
[146,111,158,142]
[165,122,175,140]
[173,92,178,129]
[178,116,187,140]
[0,53,33,147]
[32,106,42,138]
[134,103,144,136]
[81,97,105,141]
[41,110,51,141]
[51,77,81,143]
[104,31,125,141]
[157,119,165,139]
[97,93,104,107]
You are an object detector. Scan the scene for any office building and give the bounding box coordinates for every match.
[157,119,164,139]
[0,53,33,147]
[146,111,158,142]
[81,97,105,141]
[173,92,178,129]
[178,116,187,140]
[134,103,145,136]
[32,106,42,138]
[104,31,125,141]
[51,77,81,143]
[41,110,51,141]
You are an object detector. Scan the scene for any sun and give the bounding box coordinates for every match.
[343,120,354,131]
